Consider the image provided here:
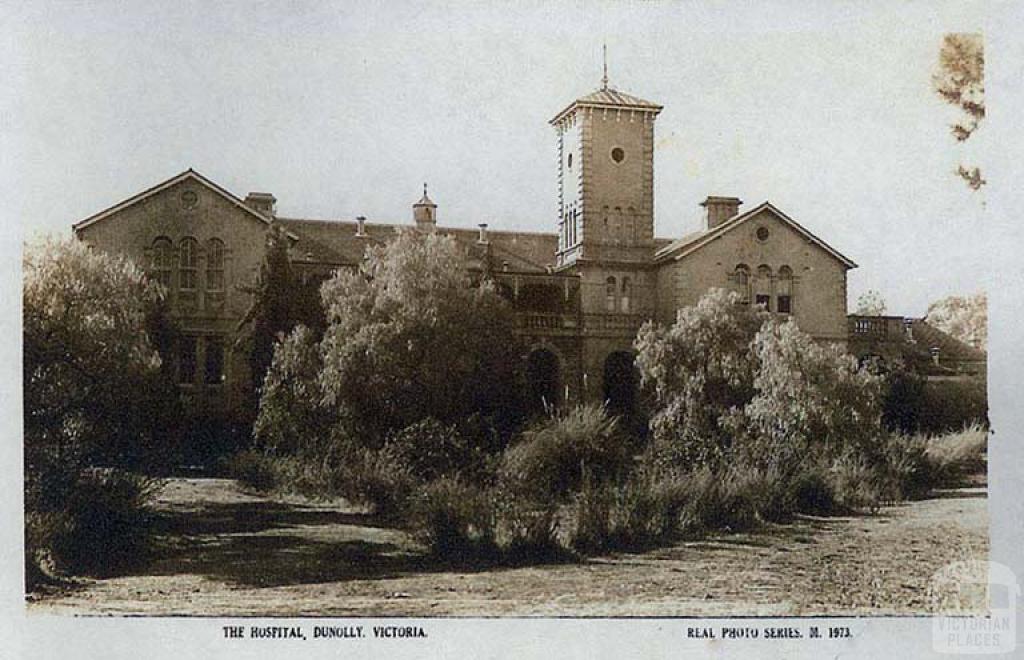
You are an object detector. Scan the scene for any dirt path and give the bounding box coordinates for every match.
[28,478,988,617]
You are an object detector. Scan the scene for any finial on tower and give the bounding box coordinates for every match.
[423,182,428,197]
[602,43,609,90]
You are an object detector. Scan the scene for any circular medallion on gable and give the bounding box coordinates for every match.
[181,190,199,210]
[611,147,625,163]
[756,226,770,242]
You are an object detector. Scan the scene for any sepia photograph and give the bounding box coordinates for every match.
[6,1,1021,658]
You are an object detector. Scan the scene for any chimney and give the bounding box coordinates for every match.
[355,215,367,237]
[478,223,489,244]
[245,192,277,218]
[701,196,742,230]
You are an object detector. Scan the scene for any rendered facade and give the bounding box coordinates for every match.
[72,78,859,419]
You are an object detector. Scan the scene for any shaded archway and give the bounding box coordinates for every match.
[603,351,636,419]
[526,348,561,415]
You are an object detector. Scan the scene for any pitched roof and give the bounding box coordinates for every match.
[276,217,559,273]
[550,86,663,124]
[910,319,987,362]
[653,201,858,269]
[72,168,296,238]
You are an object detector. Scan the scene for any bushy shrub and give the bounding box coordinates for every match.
[223,450,283,492]
[499,405,631,501]
[921,422,988,487]
[827,452,889,512]
[29,470,161,581]
[343,446,418,519]
[491,487,564,563]
[916,379,988,435]
[253,325,331,455]
[635,289,766,469]
[740,319,883,461]
[385,418,490,483]
[408,477,495,557]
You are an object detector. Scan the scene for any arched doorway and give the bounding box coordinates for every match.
[603,351,636,419]
[526,348,561,415]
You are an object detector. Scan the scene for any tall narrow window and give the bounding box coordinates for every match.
[150,237,172,289]
[179,237,198,290]
[777,265,793,314]
[733,264,751,304]
[620,277,632,313]
[755,265,772,310]
[179,335,197,385]
[605,276,617,312]
[204,337,224,384]
[206,238,225,291]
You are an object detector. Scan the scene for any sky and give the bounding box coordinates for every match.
[4,1,1000,316]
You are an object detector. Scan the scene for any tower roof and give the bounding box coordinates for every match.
[550,86,663,125]
[414,182,436,207]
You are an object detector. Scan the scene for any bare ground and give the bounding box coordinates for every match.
[27,477,988,617]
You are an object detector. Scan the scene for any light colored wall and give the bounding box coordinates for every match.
[76,179,271,413]
[656,208,849,342]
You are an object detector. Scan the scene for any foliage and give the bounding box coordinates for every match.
[499,405,631,500]
[854,289,887,316]
[881,361,928,434]
[933,33,985,142]
[223,449,283,492]
[736,320,883,466]
[932,33,985,189]
[921,422,988,488]
[27,469,161,583]
[236,224,325,427]
[635,289,766,468]
[926,292,987,350]
[252,325,330,455]
[384,418,493,484]
[301,229,523,448]
[408,477,496,557]
[23,238,176,469]
[916,378,988,435]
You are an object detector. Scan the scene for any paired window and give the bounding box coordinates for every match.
[733,264,751,303]
[150,236,226,291]
[777,266,793,314]
[178,335,225,385]
[605,276,617,312]
[621,277,632,313]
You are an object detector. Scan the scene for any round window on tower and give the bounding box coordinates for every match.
[611,147,625,163]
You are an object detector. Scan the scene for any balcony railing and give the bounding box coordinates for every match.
[517,313,578,331]
[583,313,648,332]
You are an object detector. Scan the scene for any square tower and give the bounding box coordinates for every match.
[551,85,662,267]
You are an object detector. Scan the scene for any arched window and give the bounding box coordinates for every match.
[621,277,632,313]
[206,238,225,291]
[755,265,772,310]
[150,237,173,289]
[733,264,751,303]
[777,266,793,314]
[614,207,623,244]
[179,237,198,290]
[605,276,617,312]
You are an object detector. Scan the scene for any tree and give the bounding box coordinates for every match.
[738,319,882,468]
[634,288,767,467]
[23,238,176,470]
[256,229,523,452]
[925,292,987,350]
[933,33,985,190]
[855,289,887,316]
[236,224,324,426]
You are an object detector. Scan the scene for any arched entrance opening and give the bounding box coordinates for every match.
[603,351,636,419]
[526,348,561,415]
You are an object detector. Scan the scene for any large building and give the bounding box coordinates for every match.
[72,76,858,420]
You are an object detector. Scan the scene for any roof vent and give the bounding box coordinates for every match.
[356,216,367,237]
[478,223,489,244]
